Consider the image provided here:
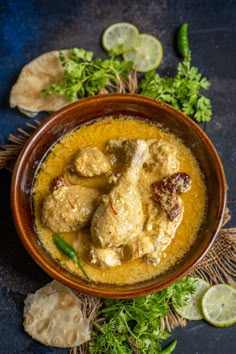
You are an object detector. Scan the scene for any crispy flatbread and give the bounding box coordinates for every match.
[10,51,71,117]
[23,280,90,348]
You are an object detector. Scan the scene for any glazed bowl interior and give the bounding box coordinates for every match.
[11,94,226,298]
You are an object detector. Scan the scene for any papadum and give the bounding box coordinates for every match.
[23,280,90,348]
[10,51,70,117]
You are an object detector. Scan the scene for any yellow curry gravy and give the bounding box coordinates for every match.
[33,117,207,285]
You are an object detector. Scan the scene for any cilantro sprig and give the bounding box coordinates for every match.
[44,48,212,123]
[140,53,212,122]
[43,48,133,101]
[89,276,196,354]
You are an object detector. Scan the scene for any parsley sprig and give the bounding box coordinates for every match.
[89,276,196,354]
[140,53,212,122]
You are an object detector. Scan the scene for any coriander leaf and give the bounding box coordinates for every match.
[43,48,134,101]
[194,96,212,122]
[90,276,195,353]
[107,44,126,56]
[140,54,212,122]
[170,276,196,308]
[70,48,94,61]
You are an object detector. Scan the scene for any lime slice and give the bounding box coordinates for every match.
[123,34,163,72]
[102,22,139,53]
[174,278,210,320]
[202,284,236,327]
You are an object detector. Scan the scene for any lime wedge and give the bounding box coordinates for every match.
[102,22,139,53]
[123,34,163,72]
[202,284,236,327]
[174,278,210,320]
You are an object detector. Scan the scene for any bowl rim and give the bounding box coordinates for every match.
[11,93,227,298]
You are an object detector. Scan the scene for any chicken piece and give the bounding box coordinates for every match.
[123,143,184,265]
[41,185,100,232]
[124,198,184,265]
[71,147,111,177]
[144,140,180,177]
[123,234,154,260]
[90,246,123,268]
[145,200,184,265]
[90,139,149,248]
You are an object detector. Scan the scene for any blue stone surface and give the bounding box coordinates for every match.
[0,0,236,353]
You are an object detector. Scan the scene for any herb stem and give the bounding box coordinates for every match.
[91,320,105,334]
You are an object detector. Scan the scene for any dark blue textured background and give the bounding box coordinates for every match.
[0,0,235,353]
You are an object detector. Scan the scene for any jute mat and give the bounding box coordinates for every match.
[0,119,235,335]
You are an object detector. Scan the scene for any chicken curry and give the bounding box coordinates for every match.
[33,117,207,285]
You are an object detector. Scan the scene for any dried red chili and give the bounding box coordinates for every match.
[152,172,191,221]
[51,176,65,191]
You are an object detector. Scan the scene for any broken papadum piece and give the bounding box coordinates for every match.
[23,280,90,348]
[10,50,70,117]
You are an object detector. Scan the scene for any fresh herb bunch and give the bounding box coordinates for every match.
[43,48,133,102]
[44,48,212,123]
[89,276,196,354]
[140,54,212,122]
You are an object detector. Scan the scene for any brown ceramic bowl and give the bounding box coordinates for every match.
[11,94,227,298]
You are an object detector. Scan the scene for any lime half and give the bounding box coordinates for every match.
[102,22,139,53]
[174,278,210,320]
[123,34,163,72]
[202,284,236,327]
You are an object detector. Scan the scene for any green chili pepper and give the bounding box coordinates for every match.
[53,233,90,280]
[177,23,190,58]
[160,340,177,354]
